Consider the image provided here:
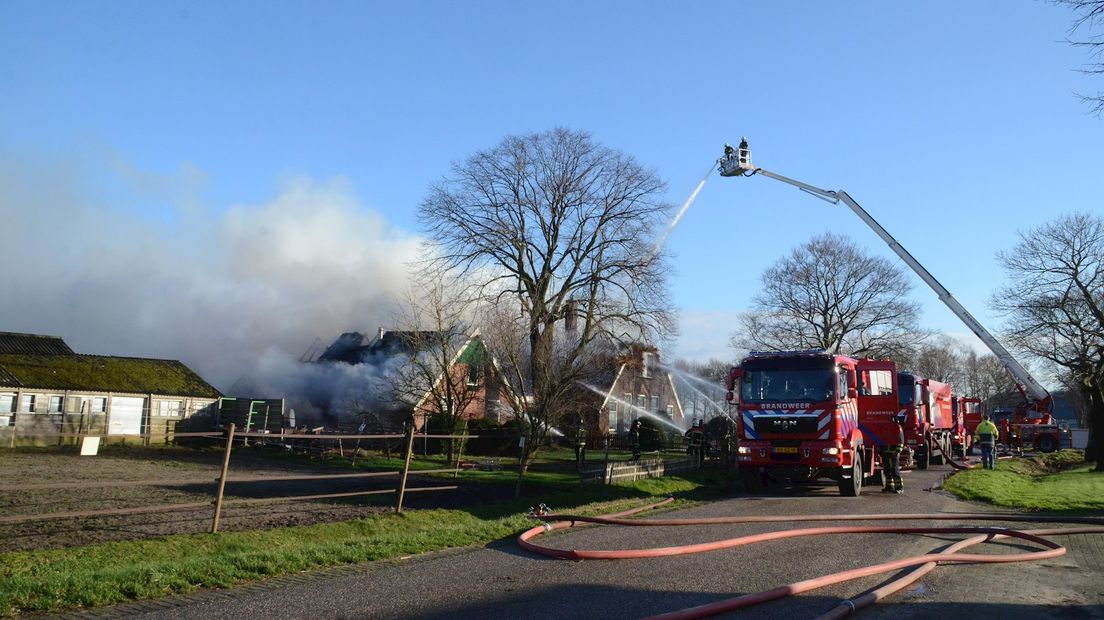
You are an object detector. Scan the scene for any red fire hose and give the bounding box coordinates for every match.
[518,502,1104,619]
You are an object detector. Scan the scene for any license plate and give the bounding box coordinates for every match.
[773,447,799,454]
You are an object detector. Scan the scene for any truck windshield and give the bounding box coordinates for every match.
[741,369,835,404]
[898,374,916,406]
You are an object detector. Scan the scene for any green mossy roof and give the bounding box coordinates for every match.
[0,354,221,398]
[455,336,486,366]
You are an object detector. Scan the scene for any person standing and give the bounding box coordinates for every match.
[629,420,642,461]
[574,418,587,472]
[881,414,905,493]
[688,419,706,468]
[975,414,1000,470]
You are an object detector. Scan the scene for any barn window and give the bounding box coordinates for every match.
[157,400,183,417]
[48,396,63,413]
[19,394,36,413]
[0,394,14,414]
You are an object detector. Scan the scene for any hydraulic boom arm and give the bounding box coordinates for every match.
[718,140,1052,413]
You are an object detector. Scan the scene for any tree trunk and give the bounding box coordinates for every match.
[1084,382,1104,471]
[514,439,530,499]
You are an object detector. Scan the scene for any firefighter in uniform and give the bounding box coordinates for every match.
[975,414,1000,470]
[688,419,706,468]
[881,414,905,493]
[574,417,587,471]
[629,420,642,461]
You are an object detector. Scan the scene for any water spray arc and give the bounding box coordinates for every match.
[664,370,728,416]
[653,162,716,255]
[576,382,685,433]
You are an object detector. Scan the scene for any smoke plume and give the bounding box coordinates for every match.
[0,151,422,394]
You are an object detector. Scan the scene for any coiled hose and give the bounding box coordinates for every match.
[518,500,1104,619]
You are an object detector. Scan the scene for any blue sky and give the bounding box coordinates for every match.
[1,1,1100,387]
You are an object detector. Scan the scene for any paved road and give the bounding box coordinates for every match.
[64,464,1104,619]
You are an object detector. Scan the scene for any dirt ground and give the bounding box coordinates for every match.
[0,443,519,553]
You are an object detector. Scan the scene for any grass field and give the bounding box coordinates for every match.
[943,450,1104,512]
[0,467,736,617]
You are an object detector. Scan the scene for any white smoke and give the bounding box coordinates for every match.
[0,151,423,393]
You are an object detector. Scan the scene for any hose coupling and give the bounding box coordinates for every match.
[527,503,552,519]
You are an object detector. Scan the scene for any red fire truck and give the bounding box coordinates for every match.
[897,372,956,469]
[954,396,984,456]
[725,350,900,497]
[719,140,1064,454]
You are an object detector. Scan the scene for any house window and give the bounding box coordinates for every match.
[0,394,14,414]
[48,396,63,413]
[651,395,659,413]
[641,352,653,378]
[467,364,480,388]
[19,394,37,413]
[667,404,674,417]
[608,400,617,427]
[157,400,183,417]
[637,394,646,409]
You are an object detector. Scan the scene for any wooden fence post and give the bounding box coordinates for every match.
[395,426,415,513]
[211,423,236,533]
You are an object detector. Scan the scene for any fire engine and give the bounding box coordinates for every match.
[725,350,899,497]
[954,396,984,456]
[897,372,955,468]
[718,139,1067,454]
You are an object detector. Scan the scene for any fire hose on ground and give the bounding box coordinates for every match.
[517,499,1104,619]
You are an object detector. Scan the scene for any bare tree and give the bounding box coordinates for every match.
[1055,0,1104,116]
[959,349,1021,410]
[419,128,676,469]
[731,233,925,358]
[390,283,484,466]
[478,299,606,496]
[993,212,1104,469]
[897,335,963,384]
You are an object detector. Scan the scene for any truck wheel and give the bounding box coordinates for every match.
[1036,434,1057,453]
[838,454,863,497]
[930,437,944,465]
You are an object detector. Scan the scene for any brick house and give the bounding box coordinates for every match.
[594,344,685,437]
[0,332,222,446]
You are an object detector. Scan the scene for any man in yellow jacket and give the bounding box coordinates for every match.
[974,415,1000,470]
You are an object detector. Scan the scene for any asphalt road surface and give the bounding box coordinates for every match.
[61,464,1104,620]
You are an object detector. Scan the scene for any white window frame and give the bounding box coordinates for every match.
[641,352,653,378]
[0,393,14,414]
[157,400,183,417]
[48,396,64,413]
[19,394,37,413]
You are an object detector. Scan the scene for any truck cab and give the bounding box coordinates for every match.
[896,372,955,468]
[727,350,899,497]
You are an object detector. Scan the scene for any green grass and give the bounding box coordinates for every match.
[944,450,1104,512]
[0,470,735,617]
